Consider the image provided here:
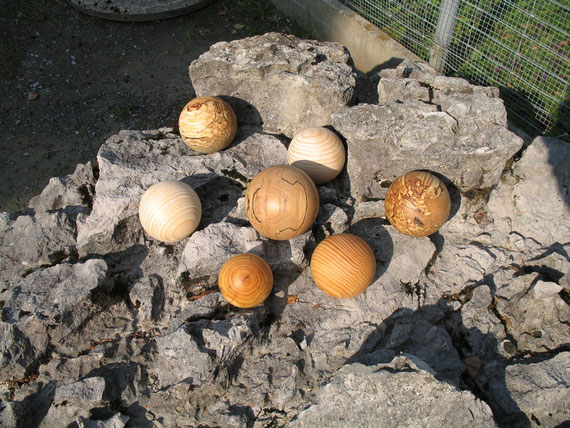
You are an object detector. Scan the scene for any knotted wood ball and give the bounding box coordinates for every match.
[310,233,376,298]
[138,180,202,243]
[178,96,237,154]
[245,165,319,241]
[385,171,451,237]
[287,127,346,184]
[218,253,273,308]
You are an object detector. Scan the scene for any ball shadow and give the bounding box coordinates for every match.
[347,217,394,282]
[180,173,245,231]
[247,239,304,342]
[218,95,262,128]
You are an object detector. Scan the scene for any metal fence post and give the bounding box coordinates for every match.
[429,0,461,72]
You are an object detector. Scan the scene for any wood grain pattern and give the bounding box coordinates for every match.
[218,253,273,308]
[138,180,202,243]
[245,165,319,241]
[178,96,237,154]
[287,127,346,184]
[385,171,451,237]
[310,233,376,298]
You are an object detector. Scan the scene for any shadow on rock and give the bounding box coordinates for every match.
[348,217,394,281]
[220,95,262,129]
[187,174,245,230]
[347,298,532,427]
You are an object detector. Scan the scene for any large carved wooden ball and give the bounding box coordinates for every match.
[310,233,376,298]
[287,127,346,184]
[245,165,319,241]
[218,253,273,308]
[178,96,237,154]
[385,171,451,237]
[138,180,202,243]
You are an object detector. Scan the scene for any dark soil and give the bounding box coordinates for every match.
[0,0,307,212]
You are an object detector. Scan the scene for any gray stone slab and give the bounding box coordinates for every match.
[70,0,214,22]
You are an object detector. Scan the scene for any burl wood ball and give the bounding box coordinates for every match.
[310,233,376,298]
[178,96,237,154]
[287,127,346,184]
[245,165,319,241]
[138,180,202,243]
[385,171,451,237]
[218,253,273,308]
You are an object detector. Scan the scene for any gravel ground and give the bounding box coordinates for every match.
[0,0,304,213]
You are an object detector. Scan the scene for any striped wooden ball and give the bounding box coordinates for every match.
[385,171,451,237]
[287,127,345,184]
[138,180,202,243]
[310,233,376,298]
[218,253,273,308]
[178,96,237,154]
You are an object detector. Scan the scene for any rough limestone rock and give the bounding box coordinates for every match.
[28,161,96,212]
[0,43,568,428]
[496,273,569,353]
[477,352,570,427]
[332,60,523,200]
[189,32,356,137]
[76,126,287,256]
[288,356,496,428]
[486,136,570,249]
[0,210,80,290]
[425,135,570,298]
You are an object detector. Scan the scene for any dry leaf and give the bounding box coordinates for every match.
[27,91,38,100]
[218,10,227,16]
[287,294,298,304]
[312,303,321,310]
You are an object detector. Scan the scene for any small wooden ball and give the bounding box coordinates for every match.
[138,180,202,243]
[310,233,376,298]
[385,171,451,237]
[245,165,319,241]
[218,253,273,308]
[287,127,346,184]
[178,96,237,154]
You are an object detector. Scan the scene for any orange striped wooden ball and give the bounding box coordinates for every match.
[138,180,202,243]
[178,96,237,154]
[287,127,345,184]
[310,233,376,298]
[385,171,451,237]
[218,253,273,308]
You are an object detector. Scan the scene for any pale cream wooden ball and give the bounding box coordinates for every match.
[287,127,345,184]
[178,96,237,154]
[138,180,202,243]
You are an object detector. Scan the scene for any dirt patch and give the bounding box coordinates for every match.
[0,0,306,213]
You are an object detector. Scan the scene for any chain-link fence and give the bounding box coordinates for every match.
[341,0,569,139]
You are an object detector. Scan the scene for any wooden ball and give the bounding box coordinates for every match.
[245,165,319,241]
[287,127,345,184]
[138,181,202,243]
[178,96,237,154]
[385,171,451,237]
[218,253,273,308]
[310,233,376,298]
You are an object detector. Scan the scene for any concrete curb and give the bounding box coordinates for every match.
[69,0,214,22]
[269,0,420,73]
